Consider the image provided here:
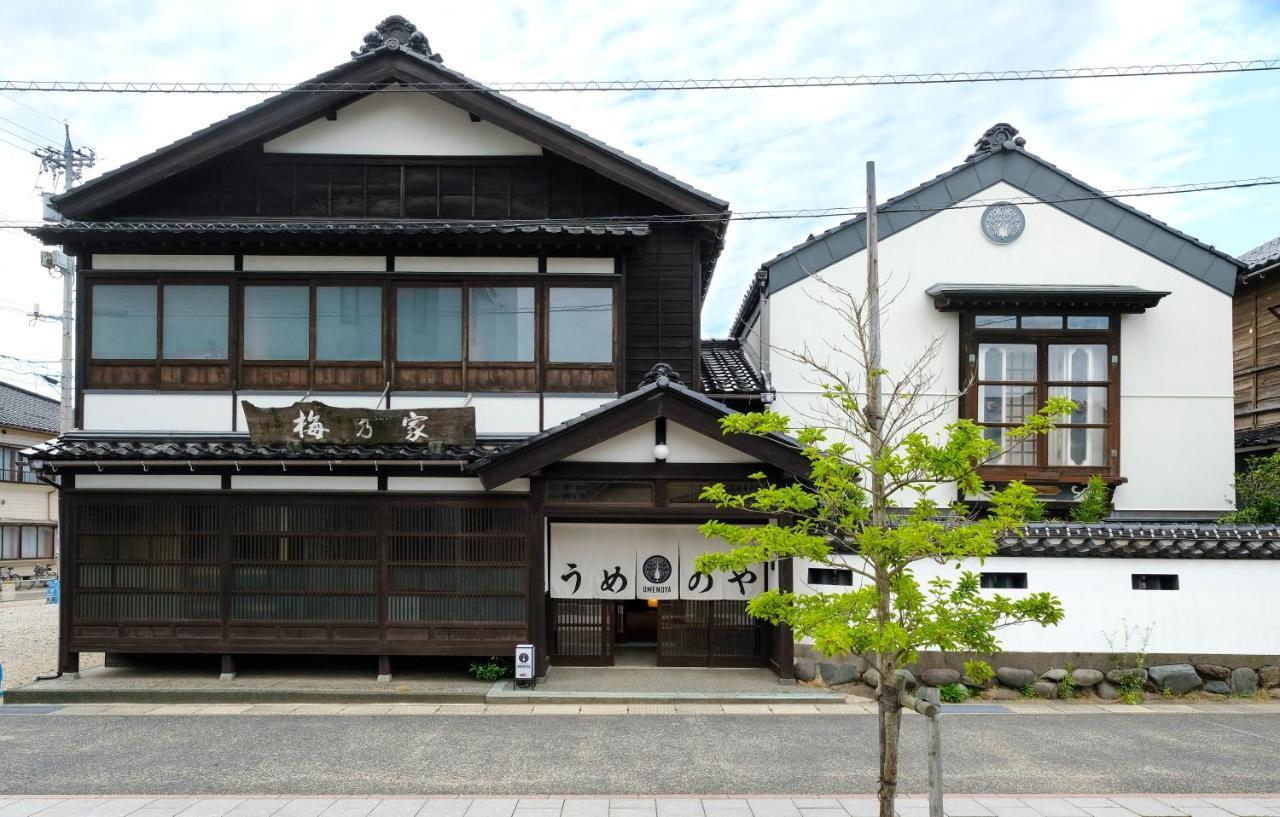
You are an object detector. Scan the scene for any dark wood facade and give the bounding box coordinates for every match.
[1234,273,1280,446]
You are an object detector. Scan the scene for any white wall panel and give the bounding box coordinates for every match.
[801,555,1280,655]
[545,258,614,274]
[92,254,235,270]
[263,92,542,156]
[242,255,385,272]
[395,257,538,274]
[76,475,222,491]
[542,395,614,429]
[566,423,655,462]
[84,392,232,432]
[231,476,377,491]
[665,422,758,463]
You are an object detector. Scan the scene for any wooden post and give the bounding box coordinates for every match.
[377,655,392,683]
[219,654,236,681]
[911,687,945,817]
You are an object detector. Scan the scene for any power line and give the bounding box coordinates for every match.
[0,134,36,156]
[0,123,46,149]
[4,173,1278,232]
[0,114,59,144]
[0,91,64,124]
[0,58,1277,94]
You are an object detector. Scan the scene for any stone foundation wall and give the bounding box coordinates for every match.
[793,645,1280,699]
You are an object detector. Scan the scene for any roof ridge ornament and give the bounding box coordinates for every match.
[641,363,684,387]
[353,15,443,62]
[966,122,1026,160]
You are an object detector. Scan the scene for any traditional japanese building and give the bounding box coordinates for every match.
[1233,233,1280,465]
[24,16,807,678]
[0,382,60,576]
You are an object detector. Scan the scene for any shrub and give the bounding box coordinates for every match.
[468,657,511,681]
[939,683,968,703]
[1071,475,1111,523]
[1223,451,1280,523]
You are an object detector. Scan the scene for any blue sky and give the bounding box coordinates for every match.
[1,0,1278,396]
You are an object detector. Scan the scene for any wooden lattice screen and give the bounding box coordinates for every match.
[66,493,529,656]
[658,600,764,667]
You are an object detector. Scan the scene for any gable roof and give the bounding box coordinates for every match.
[468,365,809,488]
[0,381,60,435]
[49,17,728,226]
[731,123,1242,338]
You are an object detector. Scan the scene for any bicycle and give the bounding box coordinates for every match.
[31,563,57,587]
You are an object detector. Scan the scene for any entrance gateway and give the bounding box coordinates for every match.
[547,523,770,667]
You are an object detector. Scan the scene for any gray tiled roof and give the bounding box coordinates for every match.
[0,381,59,435]
[22,435,510,463]
[1235,425,1280,452]
[700,339,764,395]
[1241,234,1280,272]
[999,523,1280,559]
[30,221,652,239]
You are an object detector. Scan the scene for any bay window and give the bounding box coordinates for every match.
[966,313,1117,479]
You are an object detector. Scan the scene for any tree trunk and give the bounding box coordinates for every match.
[877,651,901,817]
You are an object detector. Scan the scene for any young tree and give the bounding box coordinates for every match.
[694,271,1068,817]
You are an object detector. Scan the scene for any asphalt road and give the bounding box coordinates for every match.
[2,712,1279,795]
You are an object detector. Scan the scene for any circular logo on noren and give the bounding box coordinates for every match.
[642,555,673,583]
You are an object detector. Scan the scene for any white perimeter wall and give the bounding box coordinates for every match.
[766,181,1235,514]
[798,555,1280,655]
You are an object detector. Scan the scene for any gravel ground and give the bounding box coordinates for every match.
[0,603,101,690]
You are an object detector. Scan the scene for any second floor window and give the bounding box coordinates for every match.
[469,286,535,362]
[966,313,1116,479]
[92,283,229,361]
[0,446,38,484]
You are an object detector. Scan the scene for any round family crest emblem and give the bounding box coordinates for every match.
[642,554,673,583]
[980,202,1026,244]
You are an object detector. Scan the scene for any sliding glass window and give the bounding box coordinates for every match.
[316,286,381,361]
[548,287,613,363]
[397,287,462,361]
[163,285,229,360]
[243,286,309,360]
[469,286,535,362]
[92,285,157,359]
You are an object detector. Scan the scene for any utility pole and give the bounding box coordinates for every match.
[33,124,95,433]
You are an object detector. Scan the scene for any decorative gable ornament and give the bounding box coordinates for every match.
[980,202,1026,244]
[352,15,443,62]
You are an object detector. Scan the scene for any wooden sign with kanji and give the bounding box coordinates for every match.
[241,400,476,448]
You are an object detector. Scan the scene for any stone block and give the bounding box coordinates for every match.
[1095,680,1119,700]
[819,660,860,687]
[1041,668,1067,682]
[961,671,995,689]
[996,666,1035,689]
[862,668,880,689]
[1231,666,1259,695]
[986,686,1021,700]
[1071,668,1104,687]
[1194,663,1231,681]
[1204,680,1230,695]
[1259,665,1280,689]
[794,657,817,682]
[1148,663,1203,695]
[919,667,962,687]
[1033,680,1059,699]
[1106,668,1147,686]
[896,669,917,690]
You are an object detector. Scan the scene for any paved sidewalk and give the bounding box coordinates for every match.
[1,797,1279,817]
[4,701,1280,716]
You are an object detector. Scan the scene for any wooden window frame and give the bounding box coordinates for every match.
[960,311,1121,484]
[86,277,233,391]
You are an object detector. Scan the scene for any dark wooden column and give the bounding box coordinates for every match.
[773,557,795,679]
[57,474,79,675]
[527,477,549,677]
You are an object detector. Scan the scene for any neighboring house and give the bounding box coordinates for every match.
[23,17,811,678]
[0,382,59,574]
[727,124,1280,661]
[1232,233,1280,465]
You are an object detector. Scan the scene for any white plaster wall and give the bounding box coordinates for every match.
[543,395,614,429]
[76,474,222,491]
[91,254,235,271]
[386,477,529,493]
[263,92,542,156]
[242,255,385,272]
[231,476,377,491]
[396,257,538,274]
[85,392,233,432]
[799,555,1280,655]
[566,421,759,463]
[391,394,540,436]
[545,258,614,275]
[766,181,1234,513]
